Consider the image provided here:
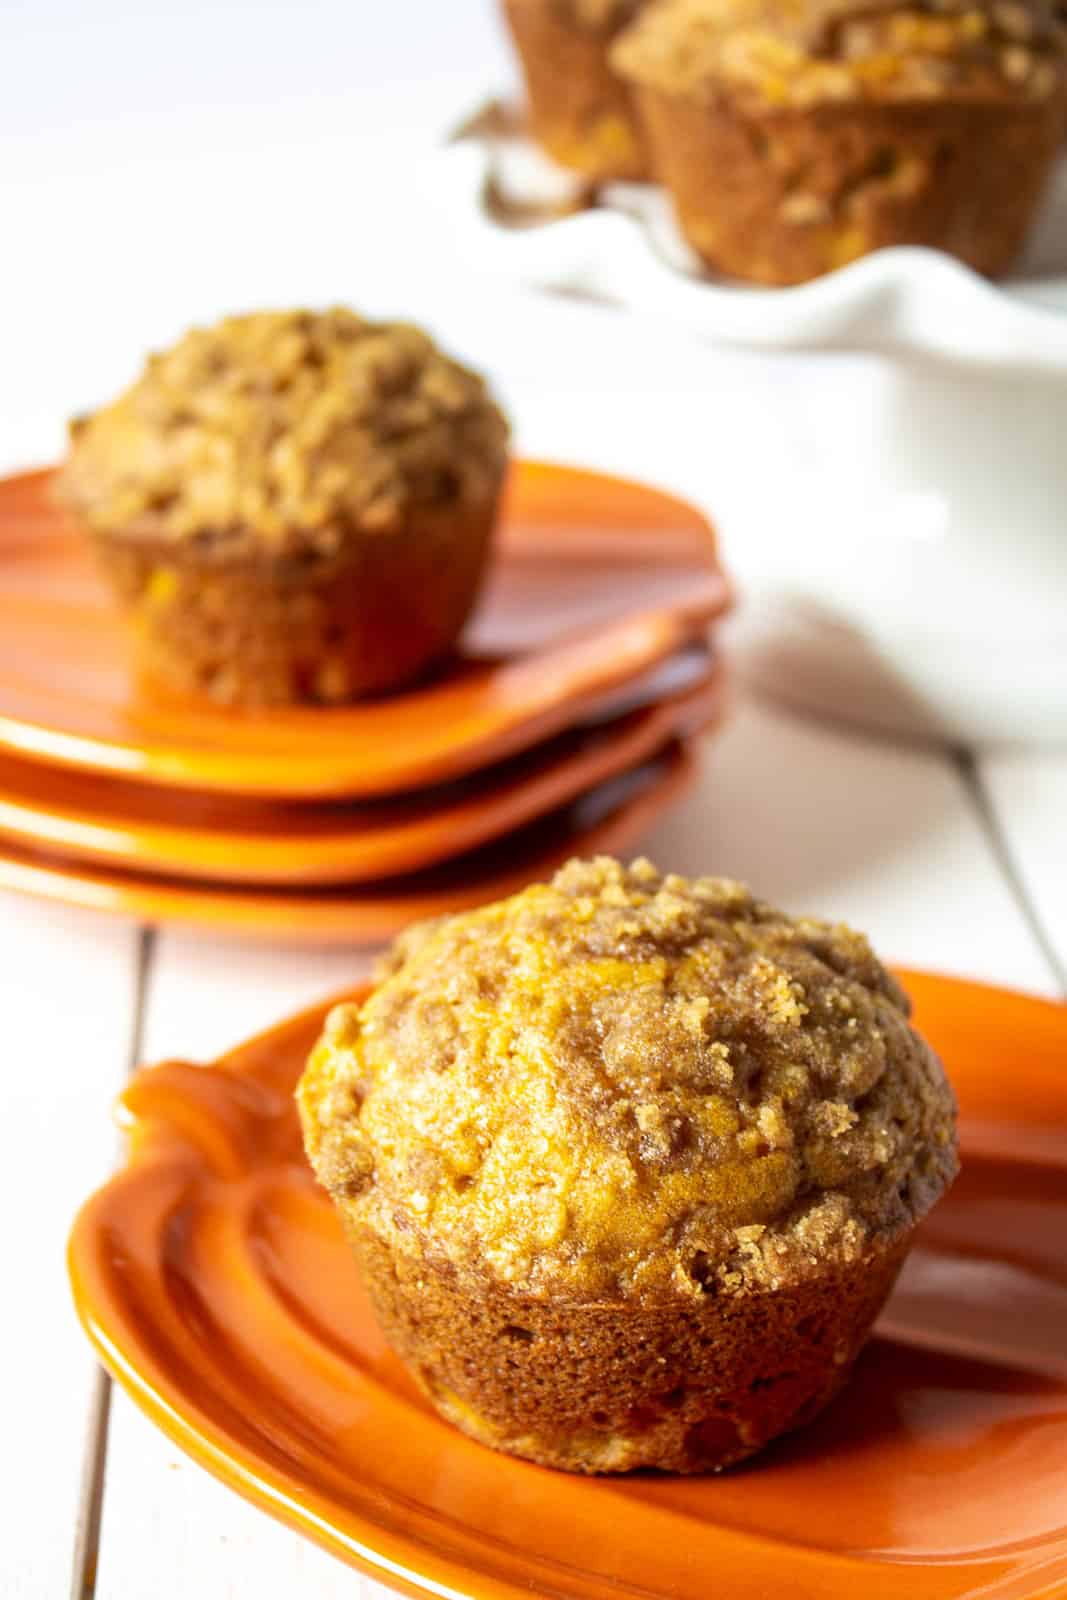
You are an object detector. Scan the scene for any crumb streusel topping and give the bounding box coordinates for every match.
[298,857,958,1301]
[613,0,1066,107]
[61,308,510,558]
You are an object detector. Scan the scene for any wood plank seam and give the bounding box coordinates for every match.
[953,752,1067,997]
[69,925,158,1600]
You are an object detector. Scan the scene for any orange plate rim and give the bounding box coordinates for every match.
[0,744,696,943]
[0,660,725,886]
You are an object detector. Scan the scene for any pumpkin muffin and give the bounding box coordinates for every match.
[298,856,958,1475]
[503,0,652,178]
[59,309,510,706]
[612,0,1067,284]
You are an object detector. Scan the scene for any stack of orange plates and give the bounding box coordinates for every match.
[0,460,732,943]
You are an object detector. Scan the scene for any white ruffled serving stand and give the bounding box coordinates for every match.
[424,121,1067,745]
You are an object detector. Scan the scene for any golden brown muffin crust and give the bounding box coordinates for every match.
[613,0,1066,108]
[503,0,653,178]
[299,857,958,1303]
[554,0,646,30]
[353,1218,909,1472]
[60,308,510,559]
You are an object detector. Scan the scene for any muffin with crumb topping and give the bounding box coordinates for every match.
[60,308,510,706]
[298,856,958,1474]
[503,0,652,178]
[612,0,1067,284]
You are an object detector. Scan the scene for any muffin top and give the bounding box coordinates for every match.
[299,857,957,1302]
[612,0,1066,108]
[60,308,510,558]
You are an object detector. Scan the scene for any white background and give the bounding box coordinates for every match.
[1,3,1065,1597]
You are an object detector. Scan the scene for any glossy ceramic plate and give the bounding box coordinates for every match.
[70,970,1067,1599]
[0,462,730,799]
[1,745,693,943]
[0,654,723,885]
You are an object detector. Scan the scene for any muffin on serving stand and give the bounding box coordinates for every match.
[298,856,958,1475]
[503,0,653,178]
[59,309,510,706]
[612,0,1067,284]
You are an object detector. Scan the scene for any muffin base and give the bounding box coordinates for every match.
[93,496,499,707]
[633,85,1067,285]
[352,1222,910,1474]
[504,0,650,180]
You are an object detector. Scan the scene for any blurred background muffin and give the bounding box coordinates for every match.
[299,855,958,1475]
[503,0,653,178]
[613,0,1067,284]
[60,308,510,706]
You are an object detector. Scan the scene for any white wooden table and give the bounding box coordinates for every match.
[3,2,1065,1594]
